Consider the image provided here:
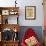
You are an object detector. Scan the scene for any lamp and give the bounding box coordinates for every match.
[15,0,17,7]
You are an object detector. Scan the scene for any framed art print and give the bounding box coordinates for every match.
[25,6,36,20]
[2,10,9,15]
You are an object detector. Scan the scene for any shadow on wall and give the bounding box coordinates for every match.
[18,26,43,44]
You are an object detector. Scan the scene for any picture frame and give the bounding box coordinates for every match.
[9,10,18,15]
[25,6,36,20]
[2,10,9,15]
[9,10,15,15]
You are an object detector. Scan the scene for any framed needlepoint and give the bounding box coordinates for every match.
[2,10,9,15]
[25,6,36,20]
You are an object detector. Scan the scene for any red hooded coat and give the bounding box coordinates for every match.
[21,28,41,46]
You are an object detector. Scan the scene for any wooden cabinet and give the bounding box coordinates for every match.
[2,41,19,46]
[0,7,19,46]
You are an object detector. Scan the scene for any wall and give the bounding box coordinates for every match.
[0,0,43,26]
[0,0,44,44]
[18,0,43,26]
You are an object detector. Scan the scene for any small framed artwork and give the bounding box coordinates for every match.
[2,10,9,15]
[25,6,36,20]
[9,10,18,15]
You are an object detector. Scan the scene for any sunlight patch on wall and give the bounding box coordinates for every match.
[0,0,15,7]
[0,0,15,1]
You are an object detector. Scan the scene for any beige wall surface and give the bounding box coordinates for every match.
[0,0,43,26]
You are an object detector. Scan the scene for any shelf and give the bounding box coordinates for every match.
[2,41,19,45]
[0,7,19,16]
[0,40,19,46]
[2,40,19,43]
[0,7,19,24]
[1,15,18,24]
[0,24,20,32]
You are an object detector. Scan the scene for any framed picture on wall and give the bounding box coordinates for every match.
[25,6,36,20]
[2,10,9,15]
